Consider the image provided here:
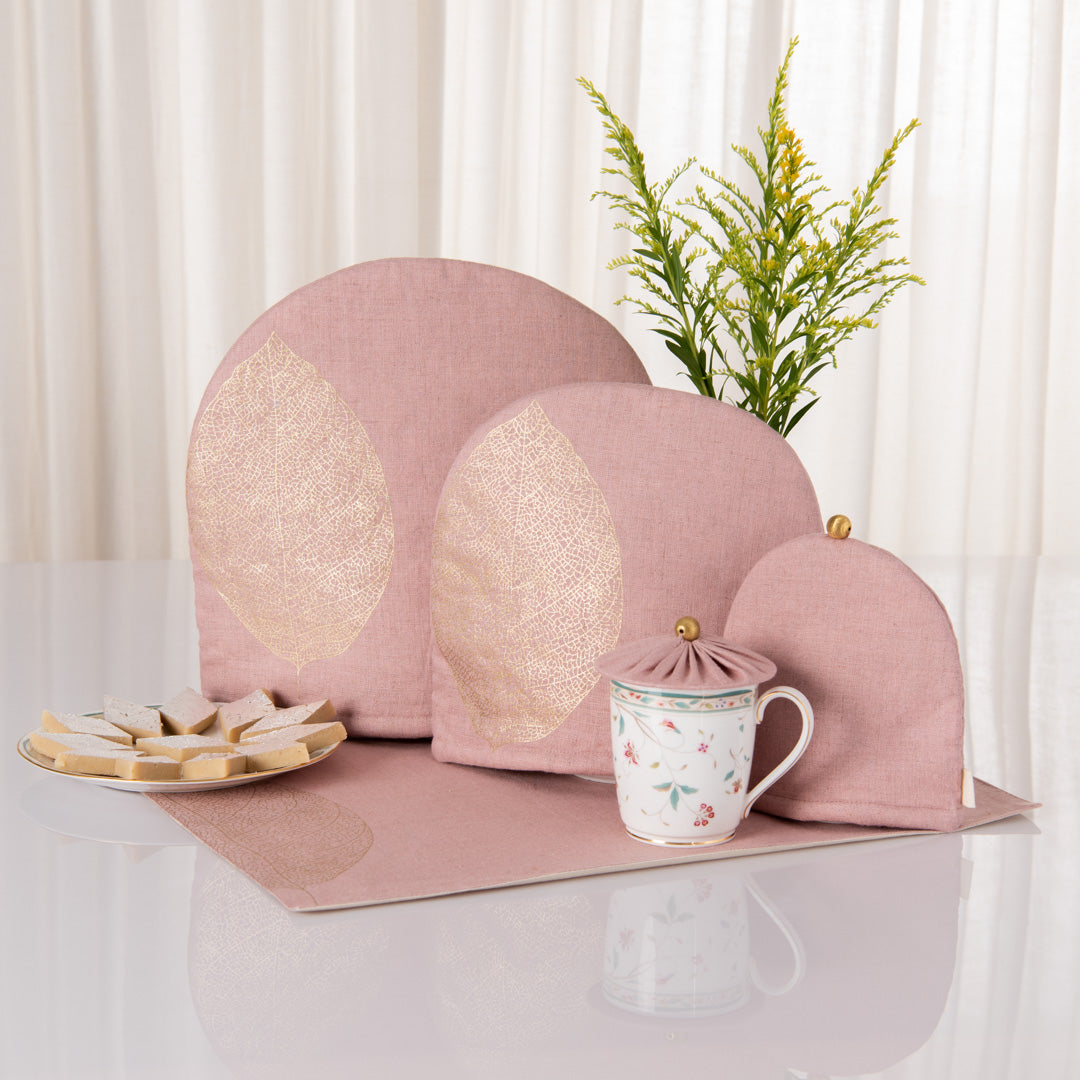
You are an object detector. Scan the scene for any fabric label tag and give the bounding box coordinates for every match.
[961,768,976,808]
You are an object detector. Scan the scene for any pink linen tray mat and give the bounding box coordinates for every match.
[149,739,1037,912]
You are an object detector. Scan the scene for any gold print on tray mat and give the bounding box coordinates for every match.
[153,785,374,904]
[431,400,622,747]
[187,332,394,673]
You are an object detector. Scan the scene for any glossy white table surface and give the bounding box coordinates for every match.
[0,559,1072,1079]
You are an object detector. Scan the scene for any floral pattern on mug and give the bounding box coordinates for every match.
[613,701,751,830]
[723,746,750,795]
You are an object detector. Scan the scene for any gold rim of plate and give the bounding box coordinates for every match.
[16,709,345,790]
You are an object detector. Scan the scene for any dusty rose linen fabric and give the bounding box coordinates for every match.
[597,630,777,690]
[148,739,1036,911]
[724,533,967,830]
[187,258,649,738]
[429,384,823,776]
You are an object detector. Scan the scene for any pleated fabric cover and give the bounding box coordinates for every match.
[724,533,966,831]
[429,383,823,776]
[596,630,777,691]
[186,258,649,738]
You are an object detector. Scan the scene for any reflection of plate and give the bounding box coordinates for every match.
[16,734,343,794]
[20,777,197,845]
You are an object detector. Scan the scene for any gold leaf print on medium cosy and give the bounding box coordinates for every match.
[187,333,394,672]
[432,401,623,747]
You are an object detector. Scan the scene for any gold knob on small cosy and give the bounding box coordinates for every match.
[826,514,852,539]
[675,616,700,641]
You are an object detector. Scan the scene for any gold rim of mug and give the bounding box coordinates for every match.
[624,827,736,848]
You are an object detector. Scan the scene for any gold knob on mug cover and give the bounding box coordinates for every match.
[826,514,852,539]
[674,616,701,642]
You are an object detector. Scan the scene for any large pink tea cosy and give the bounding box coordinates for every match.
[186,259,650,737]
[724,520,968,831]
[429,383,823,776]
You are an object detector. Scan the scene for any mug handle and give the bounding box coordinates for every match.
[742,686,814,820]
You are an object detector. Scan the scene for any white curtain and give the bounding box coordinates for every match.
[2,0,1076,562]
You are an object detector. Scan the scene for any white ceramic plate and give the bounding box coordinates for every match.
[16,732,344,794]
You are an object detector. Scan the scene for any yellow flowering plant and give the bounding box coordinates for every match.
[580,39,923,436]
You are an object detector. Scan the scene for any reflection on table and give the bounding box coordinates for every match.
[180,832,966,1079]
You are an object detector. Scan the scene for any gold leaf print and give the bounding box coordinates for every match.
[187,333,394,672]
[154,785,374,903]
[431,401,622,747]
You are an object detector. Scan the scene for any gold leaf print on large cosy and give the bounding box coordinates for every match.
[187,333,393,672]
[431,401,622,747]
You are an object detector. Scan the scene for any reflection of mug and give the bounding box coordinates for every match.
[610,681,813,845]
[602,873,803,1018]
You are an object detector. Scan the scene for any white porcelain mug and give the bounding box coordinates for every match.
[610,679,814,846]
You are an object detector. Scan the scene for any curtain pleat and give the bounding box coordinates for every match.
[1,0,1075,561]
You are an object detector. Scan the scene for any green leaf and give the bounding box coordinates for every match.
[781,395,821,435]
[748,318,771,357]
[653,782,672,791]
[670,787,680,809]
[664,338,694,363]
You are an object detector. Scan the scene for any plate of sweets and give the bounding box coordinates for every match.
[16,687,347,793]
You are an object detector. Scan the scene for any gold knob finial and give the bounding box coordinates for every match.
[826,514,852,539]
[674,616,700,642]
